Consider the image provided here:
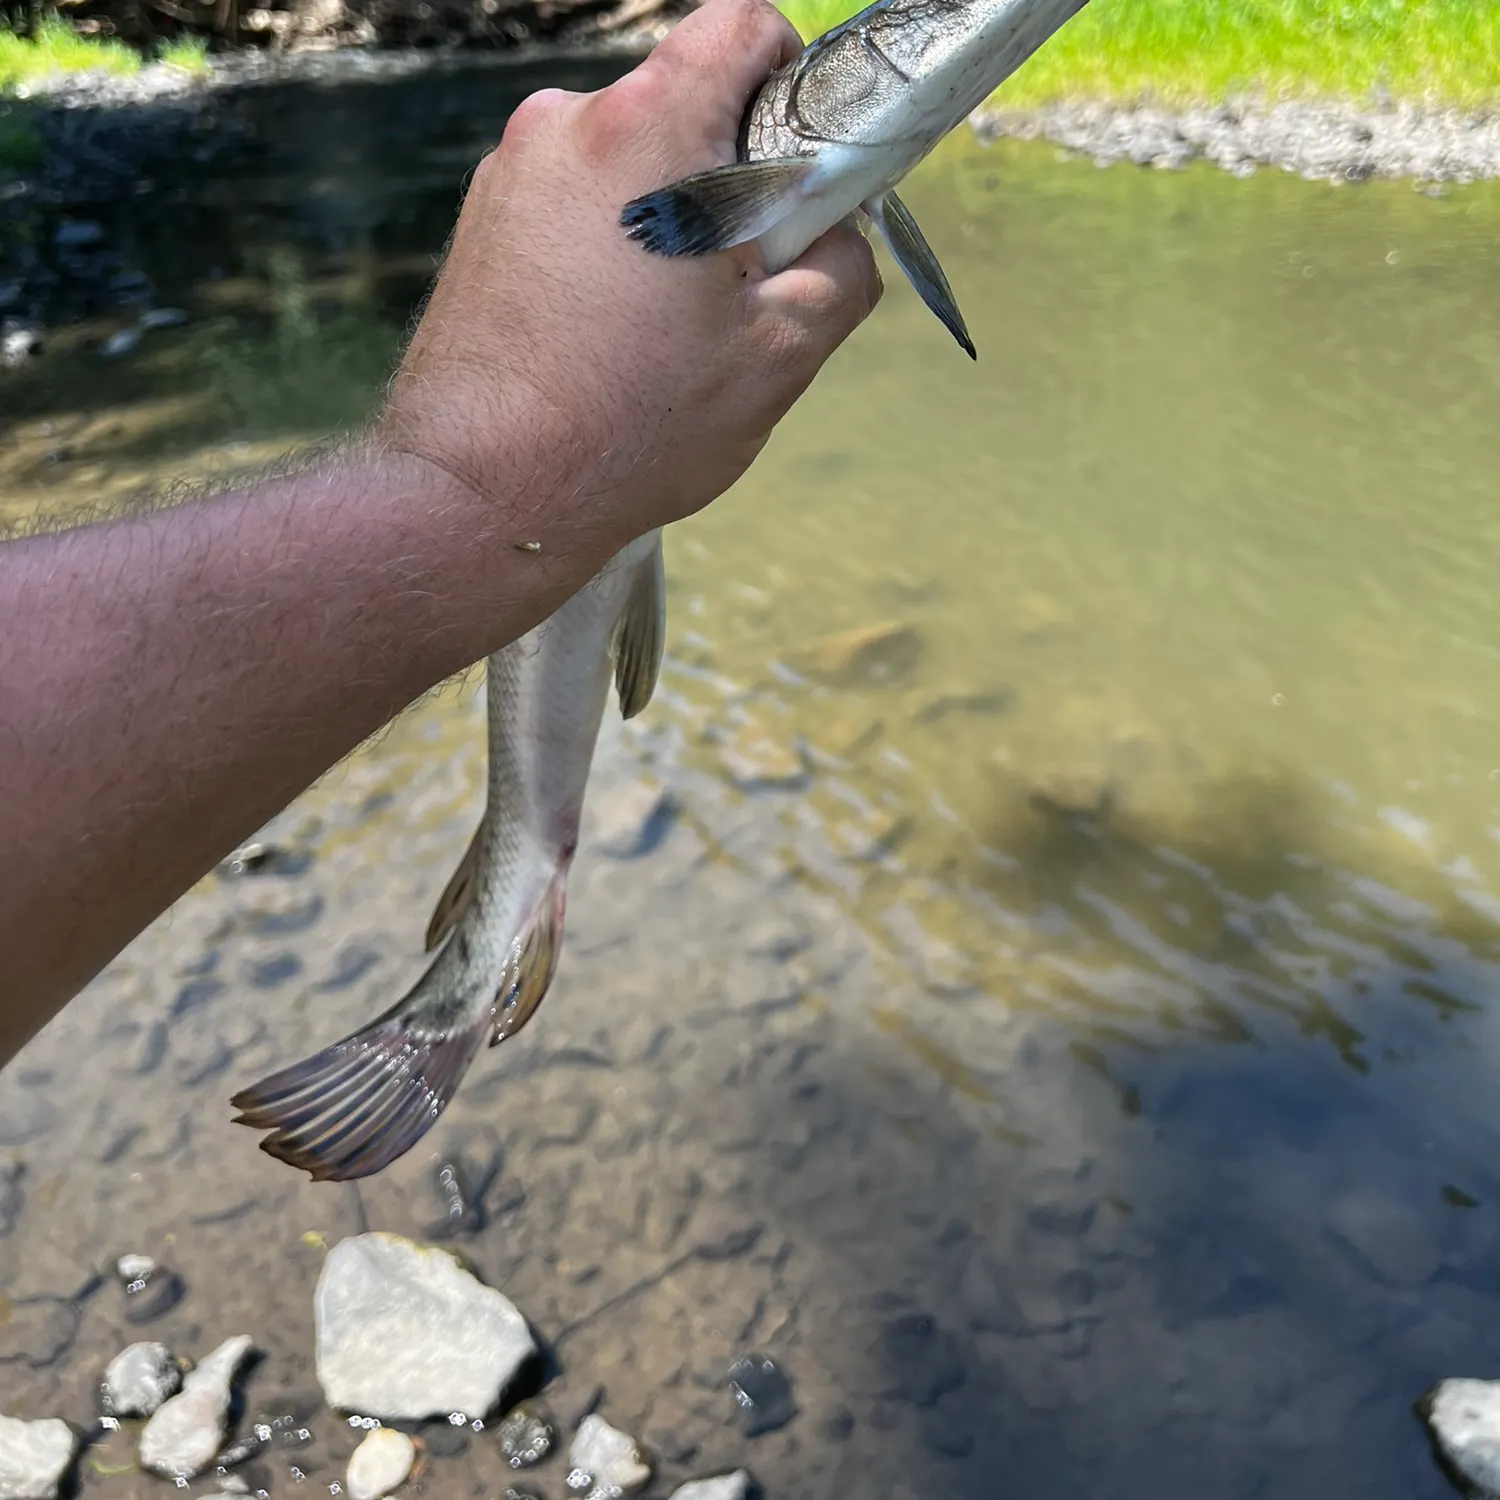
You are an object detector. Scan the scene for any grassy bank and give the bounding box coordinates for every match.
[0,19,208,93]
[775,0,1500,108]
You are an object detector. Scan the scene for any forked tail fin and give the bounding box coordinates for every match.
[231,872,569,1182]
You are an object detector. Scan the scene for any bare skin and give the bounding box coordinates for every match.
[0,0,882,1068]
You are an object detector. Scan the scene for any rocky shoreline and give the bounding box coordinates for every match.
[977,95,1500,186]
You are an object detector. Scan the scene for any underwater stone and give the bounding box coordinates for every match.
[668,1474,752,1500]
[103,1341,181,1417]
[0,1416,77,1500]
[497,1404,554,1469]
[566,1414,650,1498]
[786,620,922,687]
[726,1354,795,1437]
[315,1233,536,1420]
[345,1428,415,1500]
[138,1334,253,1478]
[1424,1379,1500,1498]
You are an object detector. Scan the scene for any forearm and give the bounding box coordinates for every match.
[0,444,611,1065]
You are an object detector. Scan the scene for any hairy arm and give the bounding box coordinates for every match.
[0,447,601,1065]
[0,0,882,1066]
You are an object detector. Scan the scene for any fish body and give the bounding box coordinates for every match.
[622,0,1092,353]
[232,0,1089,1181]
[231,530,665,1180]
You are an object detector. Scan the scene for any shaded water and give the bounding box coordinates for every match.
[4,57,1500,1500]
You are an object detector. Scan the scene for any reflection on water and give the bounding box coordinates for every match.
[3,59,1500,1500]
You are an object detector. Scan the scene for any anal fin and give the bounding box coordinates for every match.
[425,822,483,952]
[613,536,666,720]
[864,190,975,359]
[621,157,815,257]
[492,871,568,1045]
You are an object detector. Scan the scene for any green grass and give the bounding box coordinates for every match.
[775,0,1500,107]
[157,32,210,74]
[0,18,140,91]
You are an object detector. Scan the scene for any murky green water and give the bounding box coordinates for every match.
[4,58,1500,1500]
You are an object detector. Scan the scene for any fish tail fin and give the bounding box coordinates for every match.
[491,866,569,1045]
[232,870,573,1182]
[620,157,815,257]
[425,823,483,952]
[229,988,491,1182]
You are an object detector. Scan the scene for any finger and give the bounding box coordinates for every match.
[647,0,801,103]
[757,218,884,350]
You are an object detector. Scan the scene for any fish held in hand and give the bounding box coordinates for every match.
[230,530,665,1182]
[621,0,1092,357]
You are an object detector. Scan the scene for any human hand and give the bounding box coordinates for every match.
[379,0,882,559]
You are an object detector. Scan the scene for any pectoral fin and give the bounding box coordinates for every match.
[613,535,666,719]
[864,191,975,360]
[621,157,815,256]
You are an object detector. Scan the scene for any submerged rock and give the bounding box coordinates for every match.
[669,1474,752,1500]
[0,1415,77,1500]
[138,1334,253,1478]
[786,620,922,687]
[115,1253,186,1323]
[345,1428,415,1500]
[497,1403,554,1469]
[726,1354,795,1437]
[566,1414,650,1498]
[315,1233,536,1420]
[1423,1379,1500,1498]
[103,1341,181,1417]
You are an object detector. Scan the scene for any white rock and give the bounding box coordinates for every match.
[104,1342,181,1417]
[669,1473,751,1500]
[100,328,142,360]
[0,1417,76,1500]
[344,1429,415,1500]
[567,1414,651,1498]
[315,1233,536,1420]
[1426,1379,1500,1498]
[138,1334,253,1478]
[115,1253,157,1286]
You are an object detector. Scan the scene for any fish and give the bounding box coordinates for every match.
[229,529,665,1181]
[621,0,1093,356]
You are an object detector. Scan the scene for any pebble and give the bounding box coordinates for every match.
[314,1232,536,1420]
[785,620,923,687]
[115,1253,186,1323]
[344,1428,416,1500]
[53,218,103,249]
[102,1341,182,1417]
[1423,1379,1500,1498]
[719,715,807,790]
[0,326,40,369]
[566,1414,651,1498]
[668,1475,752,1500]
[140,307,189,330]
[726,1354,796,1437]
[497,1403,554,1469]
[138,1334,254,1478]
[100,328,142,359]
[0,1415,77,1500]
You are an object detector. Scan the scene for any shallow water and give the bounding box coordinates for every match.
[4,57,1500,1500]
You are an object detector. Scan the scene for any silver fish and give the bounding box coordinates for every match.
[230,530,664,1180]
[622,0,1093,354]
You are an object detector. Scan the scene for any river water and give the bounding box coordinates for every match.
[3,54,1500,1500]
